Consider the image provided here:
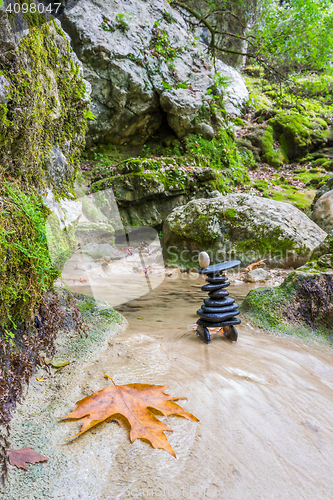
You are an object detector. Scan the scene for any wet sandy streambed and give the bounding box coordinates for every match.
[5,274,333,499]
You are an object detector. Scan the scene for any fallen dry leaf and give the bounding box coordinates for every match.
[244,259,266,273]
[61,374,199,457]
[36,377,45,382]
[7,448,48,470]
[51,359,70,369]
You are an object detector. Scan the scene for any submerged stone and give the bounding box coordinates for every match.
[197,318,241,328]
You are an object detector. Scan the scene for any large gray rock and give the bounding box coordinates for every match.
[215,60,249,115]
[311,189,333,234]
[163,194,327,268]
[62,0,248,146]
[89,157,223,230]
[244,268,269,283]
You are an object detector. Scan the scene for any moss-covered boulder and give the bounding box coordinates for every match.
[241,265,333,338]
[269,112,329,160]
[163,193,327,268]
[88,155,250,229]
[239,124,286,168]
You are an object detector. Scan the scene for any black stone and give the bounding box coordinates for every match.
[202,282,230,292]
[198,260,241,275]
[201,303,239,314]
[197,318,241,328]
[196,309,240,323]
[195,259,241,343]
[196,324,211,344]
[205,276,228,284]
[209,288,230,298]
[204,297,234,307]
[223,325,238,341]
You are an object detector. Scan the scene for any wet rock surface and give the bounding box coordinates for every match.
[245,268,269,283]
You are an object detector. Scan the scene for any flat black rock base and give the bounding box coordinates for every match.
[196,324,211,344]
[224,325,238,341]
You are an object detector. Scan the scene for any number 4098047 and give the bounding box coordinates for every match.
[5,2,61,14]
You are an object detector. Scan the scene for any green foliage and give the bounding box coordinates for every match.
[162,80,173,90]
[261,125,285,167]
[150,23,183,67]
[162,10,177,24]
[85,110,97,121]
[252,0,333,76]
[101,13,131,33]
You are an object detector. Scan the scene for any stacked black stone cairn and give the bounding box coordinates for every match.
[196,260,241,344]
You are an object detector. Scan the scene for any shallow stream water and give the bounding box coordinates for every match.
[64,273,333,500]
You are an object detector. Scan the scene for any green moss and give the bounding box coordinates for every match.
[0,21,89,193]
[241,283,295,329]
[235,227,298,257]
[224,208,237,219]
[245,76,273,110]
[270,189,315,212]
[0,21,89,331]
[241,268,333,342]
[261,125,286,167]
[269,112,328,160]
[0,177,60,326]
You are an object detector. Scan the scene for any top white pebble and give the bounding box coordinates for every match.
[198,251,210,268]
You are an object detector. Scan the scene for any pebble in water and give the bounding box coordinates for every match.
[196,259,241,344]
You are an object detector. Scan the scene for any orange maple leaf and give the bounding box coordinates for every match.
[60,375,199,457]
[7,448,48,470]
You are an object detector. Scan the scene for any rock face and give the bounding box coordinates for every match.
[311,190,333,234]
[62,0,248,147]
[0,14,90,195]
[163,194,327,268]
[216,60,249,115]
[241,266,333,334]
